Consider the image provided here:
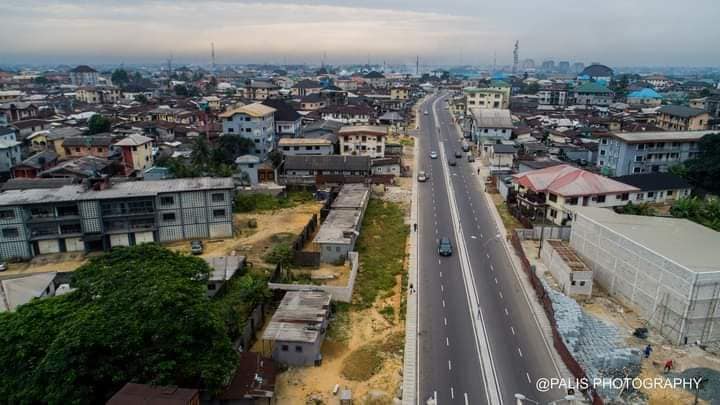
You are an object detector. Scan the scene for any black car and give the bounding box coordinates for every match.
[448,159,457,166]
[438,238,453,256]
[455,150,462,158]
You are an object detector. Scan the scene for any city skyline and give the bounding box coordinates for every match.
[1,0,720,66]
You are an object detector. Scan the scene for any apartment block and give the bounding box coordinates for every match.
[0,177,234,259]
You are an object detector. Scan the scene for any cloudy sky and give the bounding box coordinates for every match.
[1,0,719,66]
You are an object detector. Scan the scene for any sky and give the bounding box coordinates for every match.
[1,0,719,67]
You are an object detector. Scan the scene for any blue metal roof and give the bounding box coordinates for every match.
[628,88,662,99]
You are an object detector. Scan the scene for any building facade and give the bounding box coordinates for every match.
[463,84,511,113]
[220,103,277,161]
[338,125,386,158]
[656,105,710,131]
[0,177,234,259]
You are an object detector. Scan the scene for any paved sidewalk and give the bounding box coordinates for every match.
[402,130,419,405]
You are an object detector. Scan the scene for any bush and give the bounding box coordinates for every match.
[379,305,395,324]
[263,242,293,267]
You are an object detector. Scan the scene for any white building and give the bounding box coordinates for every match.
[338,125,387,158]
[220,103,277,161]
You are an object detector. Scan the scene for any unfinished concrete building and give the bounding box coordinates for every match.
[570,207,720,345]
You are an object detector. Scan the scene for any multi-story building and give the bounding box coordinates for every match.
[220,103,277,160]
[596,130,713,176]
[656,105,710,131]
[76,87,122,104]
[262,98,302,138]
[512,164,638,225]
[572,82,614,106]
[69,65,99,87]
[321,104,373,125]
[363,71,387,88]
[338,125,386,158]
[291,80,323,97]
[0,177,234,259]
[115,134,154,175]
[537,84,569,107]
[643,75,674,90]
[469,108,513,142]
[463,82,511,113]
[278,138,333,156]
[390,86,409,101]
[239,80,280,101]
[62,135,114,159]
[0,128,21,174]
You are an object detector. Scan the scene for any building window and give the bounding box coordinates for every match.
[162,212,176,222]
[549,209,557,218]
[548,193,557,202]
[2,227,19,238]
[160,196,174,206]
[596,195,606,203]
[647,191,655,198]
[0,210,15,220]
[667,190,673,196]
[213,209,226,219]
[620,193,629,201]
[227,128,234,132]
[211,193,225,203]
[281,345,289,351]
[568,197,578,205]
[295,345,303,353]
[633,167,641,173]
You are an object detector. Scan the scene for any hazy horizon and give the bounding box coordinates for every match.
[2,0,720,67]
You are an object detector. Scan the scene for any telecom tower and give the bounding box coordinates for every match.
[512,41,519,74]
[416,56,419,76]
[211,42,216,73]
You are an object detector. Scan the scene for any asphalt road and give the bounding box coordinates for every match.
[416,91,563,404]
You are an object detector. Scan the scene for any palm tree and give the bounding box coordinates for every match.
[190,136,211,168]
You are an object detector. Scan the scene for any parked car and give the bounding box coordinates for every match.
[0,262,6,272]
[454,150,462,158]
[438,238,453,256]
[467,154,475,162]
[417,171,428,182]
[430,151,438,159]
[448,159,457,166]
[190,240,204,255]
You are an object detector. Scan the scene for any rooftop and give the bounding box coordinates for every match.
[470,108,513,129]
[331,184,369,210]
[278,138,331,146]
[613,173,690,191]
[513,164,639,197]
[219,102,276,118]
[0,272,57,312]
[115,134,153,146]
[313,209,362,245]
[573,207,720,273]
[609,130,713,143]
[107,383,198,405]
[657,105,708,118]
[262,291,331,343]
[338,125,388,135]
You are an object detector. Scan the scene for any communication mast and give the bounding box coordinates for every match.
[211,42,216,72]
[513,40,519,74]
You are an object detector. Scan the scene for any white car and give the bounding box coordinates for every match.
[430,151,438,159]
[424,110,429,115]
[417,171,428,182]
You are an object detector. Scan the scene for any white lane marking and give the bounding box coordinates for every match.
[526,372,532,384]
[448,360,452,371]
[511,326,516,335]
[480,233,483,238]
[490,264,494,272]
[434,391,438,403]
[494,277,498,284]
[504,308,509,316]
[441,284,444,292]
[444,317,447,326]
[499,291,503,299]
[465,393,469,405]
[471,235,477,239]
[451,387,455,399]
[439,271,443,278]
[518,347,524,358]
[446,337,449,346]
[442,300,445,308]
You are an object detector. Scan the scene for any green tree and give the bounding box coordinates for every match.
[0,244,237,404]
[174,84,189,96]
[191,136,212,167]
[111,68,130,86]
[619,202,656,216]
[87,114,111,134]
[671,197,720,231]
[525,82,540,94]
[215,135,255,165]
[685,133,720,194]
[33,76,50,85]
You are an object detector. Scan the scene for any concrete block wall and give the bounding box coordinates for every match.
[570,213,720,345]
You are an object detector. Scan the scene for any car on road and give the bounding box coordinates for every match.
[417,171,428,182]
[190,240,204,255]
[0,262,6,272]
[454,150,462,158]
[438,238,453,256]
[430,151,438,159]
[424,110,429,115]
[448,159,457,166]
[461,142,470,152]
[467,154,475,162]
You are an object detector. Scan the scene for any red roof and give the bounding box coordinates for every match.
[512,164,638,197]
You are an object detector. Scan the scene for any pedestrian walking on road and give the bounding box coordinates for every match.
[414,223,418,232]
[664,359,674,373]
[644,344,653,358]
[477,168,480,175]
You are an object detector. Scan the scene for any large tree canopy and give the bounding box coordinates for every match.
[0,244,237,404]
[685,133,720,194]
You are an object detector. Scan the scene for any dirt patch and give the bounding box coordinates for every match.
[3,252,89,277]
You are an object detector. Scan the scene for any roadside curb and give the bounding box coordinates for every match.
[477,167,574,382]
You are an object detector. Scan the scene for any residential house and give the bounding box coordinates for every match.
[0,102,39,122]
[291,80,323,97]
[644,74,674,90]
[470,108,513,142]
[512,164,639,225]
[235,154,261,185]
[220,103,277,161]
[278,138,333,156]
[76,86,122,104]
[240,80,280,101]
[572,82,614,107]
[280,155,371,185]
[614,173,692,204]
[596,130,712,176]
[261,291,331,366]
[538,84,570,107]
[338,125,386,158]
[0,177,234,259]
[115,134,154,175]
[334,77,358,92]
[213,352,277,405]
[320,104,373,125]
[262,98,302,137]
[488,144,517,168]
[69,65,99,86]
[0,131,22,174]
[148,107,197,124]
[38,156,114,180]
[371,156,401,176]
[363,71,387,88]
[11,119,51,140]
[203,256,245,297]
[0,90,25,102]
[107,383,200,405]
[11,150,58,178]
[0,272,60,312]
[46,127,84,158]
[626,88,663,107]
[656,105,709,131]
[390,86,410,101]
[63,134,114,158]
[143,166,173,181]
[299,94,327,111]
